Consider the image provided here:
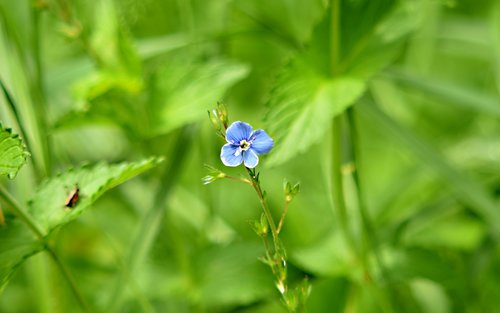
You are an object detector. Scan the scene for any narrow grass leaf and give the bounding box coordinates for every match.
[360,102,500,236]
[384,68,500,117]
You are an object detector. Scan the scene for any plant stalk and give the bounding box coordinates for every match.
[246,167,279,253]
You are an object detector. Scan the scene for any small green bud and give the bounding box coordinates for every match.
[250,213,269,237]
[260,213,268,236]
[208,109,221,131]
[283,288,298,311]
[216,101,229,128]
[202,165,227,185]
[284,179,300,202]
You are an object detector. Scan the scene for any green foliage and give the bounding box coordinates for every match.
[264,0,421,166]
[265,74,365,166]
[28,157,162,235]
[0,124,29,179]
[150,56,249,136]
[1,0,500,312]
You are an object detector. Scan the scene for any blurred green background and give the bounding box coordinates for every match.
[1,0,500,312]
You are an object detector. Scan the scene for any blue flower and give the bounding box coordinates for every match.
[221,121,274,168]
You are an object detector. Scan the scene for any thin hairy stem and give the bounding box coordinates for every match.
[245,167,279,253]
[46,247,92,313]
[224,175,252,185]
[346,107,395,313]
[276,201,290,235]
[330,0,341,75]
[0,185,44,238]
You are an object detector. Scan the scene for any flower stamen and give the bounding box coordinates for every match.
[239,139,251,151]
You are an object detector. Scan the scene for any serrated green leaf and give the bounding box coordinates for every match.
[150,56,249,136]
[235,0,328,46]
[0,124,29,179]
[265,70,365,166]
[27,157,162,235]
[0,220,44,293]
[264,0,421,166]
[338,0,424,77]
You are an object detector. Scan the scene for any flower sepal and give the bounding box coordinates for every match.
[283,179,300,203]
[202,164,227,185]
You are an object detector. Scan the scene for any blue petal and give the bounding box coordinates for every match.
[221,144,243,167]
[243,149,259,168]
[250,129,274,154]
[226,121,253,144]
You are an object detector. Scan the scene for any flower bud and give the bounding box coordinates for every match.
[216,102,229,129]
[284,179,300,202]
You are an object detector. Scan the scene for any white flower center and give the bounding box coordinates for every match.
[239,139,251,151]
[234,139,251,157]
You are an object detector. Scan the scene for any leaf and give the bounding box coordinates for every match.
[410,278,451,313]
[0,123,29,179]
[149,56,249,136]
[264,0,422,166]
[384,68,500,117]
[235,0,328,46]
[360,102,500,237]
[265,71,365,166]
[0,220,44,293]
[338,0,424,77]
[27,157,162,235]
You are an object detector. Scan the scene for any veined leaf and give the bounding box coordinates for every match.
[0,123,29,179]
[0,220,44,293]
[27,157,162,235]
[265,68,365,166]
[235,0,328,46]
[264,0,421,166]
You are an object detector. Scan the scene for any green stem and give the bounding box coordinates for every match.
[31,5,52,176]
[346,108,376,257]
[246,168,279,253]
[46,247,92,313]
[0,185,44,238]
[331,116,354,248]
[330,0,341,75]
[346,107,394,313]
[224,175,252,185]
[276,201,290,235]
[0,185,92,312]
